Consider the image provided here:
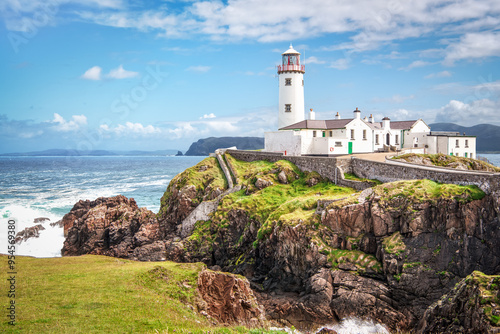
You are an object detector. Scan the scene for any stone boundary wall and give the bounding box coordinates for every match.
[352,158,500,194]
[226,150,500,194]
[226,150,371,191]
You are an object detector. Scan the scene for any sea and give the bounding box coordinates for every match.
[0,155,203,257]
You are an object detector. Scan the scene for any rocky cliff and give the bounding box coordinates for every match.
[61,154,500,332]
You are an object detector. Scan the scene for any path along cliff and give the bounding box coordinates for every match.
[61,153,500,333]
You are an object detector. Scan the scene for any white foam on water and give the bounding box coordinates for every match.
[320,317,390,334]
[0,205,64,258]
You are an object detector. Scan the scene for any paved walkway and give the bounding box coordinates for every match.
[336,152,390,162]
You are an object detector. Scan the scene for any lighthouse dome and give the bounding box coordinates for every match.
[282,44,301,55]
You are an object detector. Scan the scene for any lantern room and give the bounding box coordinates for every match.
[278,45,305,73]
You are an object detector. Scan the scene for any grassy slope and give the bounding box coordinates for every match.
[0,255,276,334]
[219,155,356,243]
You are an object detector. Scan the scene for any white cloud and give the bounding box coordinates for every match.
[72,0,500,52]
[100,122,161,136]
[186,65,211,73]
[434,99,500,125]
[51,113,87,132]
[305,56,325,65]
[200,113,216,119]
[444,32,500,65]
[425,71,452,79]
[399,60,432,71]
[107,65,138,79]
[329,58,350,70]
[81,66,102,80]
[372,95,415,104]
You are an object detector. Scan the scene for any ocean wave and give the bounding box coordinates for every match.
[0,205,64,258]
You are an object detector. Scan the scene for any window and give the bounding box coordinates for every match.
[395,135,399,145]
[350,129,355,139]
[313,130,317,137]
[455,139,459,148]
[335,142,342,147]
[302,80,304,86]
[465,139,469,148]
[285,78,292,86]
[470,153,473,159]
[375,134,379,145]
[285,104,291,112]
[329,131,333,137]
[363,130,367,140]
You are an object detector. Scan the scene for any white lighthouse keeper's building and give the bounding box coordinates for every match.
[278,45,305,129]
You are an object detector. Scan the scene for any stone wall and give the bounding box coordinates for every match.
[226,150,371,190]
[226,150,500,194]
[352,158,500,194]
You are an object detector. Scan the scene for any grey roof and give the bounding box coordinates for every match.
[280,119,353,130]
[390,120,418,130]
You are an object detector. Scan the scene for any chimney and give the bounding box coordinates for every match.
[363,116,368,122]
[382,117,390,130]
[309,108,315,120]
[335,112,341,120]
[369,114,374,123]
[353,107,361,120]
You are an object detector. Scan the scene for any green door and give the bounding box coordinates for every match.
[348,142,353,154]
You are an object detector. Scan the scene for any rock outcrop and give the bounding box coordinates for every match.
[15,224,45,243]
[417,271,500,334]
[60,155,500,332]
[61,195,161,260]
[197,269,266,327]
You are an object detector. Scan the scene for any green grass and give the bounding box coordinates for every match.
[392,153,500,172]
[382,232,406,256]
[159,157,227,217]
[326,248,382,273]
[0,255,279,334]
[464,271,500,326]
[372,179,485,203]
[200,156,357,246]
[343,173,382,185]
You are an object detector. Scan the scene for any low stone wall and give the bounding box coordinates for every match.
[226,150,351,184]
[352,158,500,194]
[226,150,500,194]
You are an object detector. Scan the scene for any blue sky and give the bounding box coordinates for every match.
[1,0,499,153]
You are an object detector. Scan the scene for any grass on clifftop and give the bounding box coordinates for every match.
[159,157,227,216]
[374,179,485,203]
[213,157,356,244]
[0,255,276,334]
[392,153,500,172]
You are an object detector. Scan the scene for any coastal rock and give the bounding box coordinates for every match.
[15,224,45,243]
[60,156,500,332]
[197,269,266,327]
[157,158,226,237]
[417,271,500,334]
[61,195,159,259]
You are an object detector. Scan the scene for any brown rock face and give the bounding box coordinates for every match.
[61,195,160,260]
[15,224,45,243]
[417,271,500,334]
[197,269,266,327]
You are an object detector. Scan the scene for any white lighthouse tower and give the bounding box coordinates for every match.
[278,44,305,129]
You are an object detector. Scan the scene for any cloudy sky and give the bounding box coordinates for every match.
[1,0,499,153]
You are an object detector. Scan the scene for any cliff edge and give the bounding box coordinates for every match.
[61,154,500,332]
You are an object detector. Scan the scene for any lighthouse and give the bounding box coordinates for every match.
[278,44,305,129]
